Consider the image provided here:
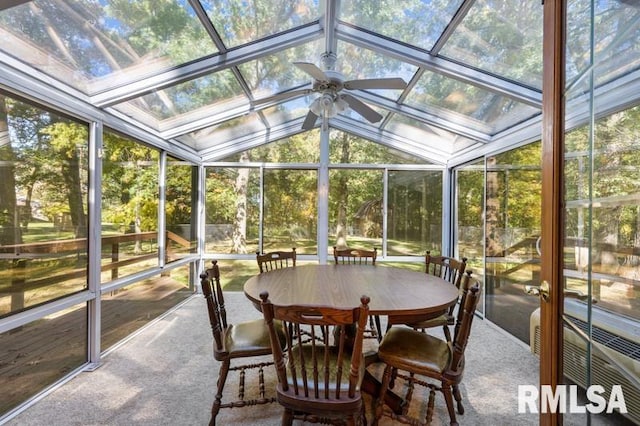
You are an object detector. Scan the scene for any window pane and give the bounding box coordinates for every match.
[263,169,317,254]
[204,166,260,254]
[0,1,217,94]
[484,142,541,343]
[0,94,88,317]
[329,169,383,252]
[166,157,197,261]
[101,131,159,284]
[101,268,192,351]
[229,133,320,163]
[387,171,442,256]
[455,158,485,314]
[0,302,87,413]
[329,130,426,164]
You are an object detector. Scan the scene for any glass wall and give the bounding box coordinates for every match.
[454,159,485,313]
[263,169,317,254]
[101,131,159,283]
[0,93,89,316]
[0,302,87,414]
[386,170,443,256]
[166,156,197,261]
[484,143,542,343]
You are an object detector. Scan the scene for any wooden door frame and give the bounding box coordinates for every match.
[540,0,566,425]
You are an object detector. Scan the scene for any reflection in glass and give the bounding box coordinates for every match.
[204,166,260,254]
[166,157,197,260]
[0,302,87,414]
[484,142,541,343]
[387,171,442,256]
[454,159,485,314]
[263,169,317,254]
[101,269,192,351]
[101,131,159,284]
[0,94,88,317]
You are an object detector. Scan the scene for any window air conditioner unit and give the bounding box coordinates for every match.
[530,301,640,425]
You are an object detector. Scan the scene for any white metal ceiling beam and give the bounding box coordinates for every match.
[336,23,542,108]
[91,23,323,107]
[430,0,477,55]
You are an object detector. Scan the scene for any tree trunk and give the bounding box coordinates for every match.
[232,151,249,253]
[63,148,87,239]
[0,95,21,246]
[485,156,503,257]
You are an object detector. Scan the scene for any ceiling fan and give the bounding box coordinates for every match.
[255,55,408,130]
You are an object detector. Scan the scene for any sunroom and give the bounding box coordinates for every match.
[0,0,639,425]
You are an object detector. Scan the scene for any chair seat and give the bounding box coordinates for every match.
[285,345,365,393]
[407,313,453,329]
[222,319,285,359]
[377,327,451,374]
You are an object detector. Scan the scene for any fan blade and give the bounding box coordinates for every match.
[341,94,383,123]
[253,89,313,106]
[293,62,329,82]
[343,77,407,91]
[302,110,318,130]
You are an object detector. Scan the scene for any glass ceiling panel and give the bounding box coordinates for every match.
[404,69,540,135]
[566,0,640,87]
[263,97,312,127]
[238,40,322,99]
[329,130,429,164]
[0,0,217,95]
[439,0,543,90]
[177,113,266,151]
[225,130,321,163]
[110,69,246,131]
[386,114,478,154]
[202,0,319,48]
[336,41,418,100]
[339,0,465,52]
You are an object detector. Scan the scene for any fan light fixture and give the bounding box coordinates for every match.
[309,93,348,118]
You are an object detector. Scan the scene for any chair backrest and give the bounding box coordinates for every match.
[333,246,377,265]
[256,248,297,273]
[200,260,227,353]
[425,251,467,289]
[260,291,370,405]
[449,272,481,375]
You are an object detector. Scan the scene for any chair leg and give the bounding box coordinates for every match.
[443,324,452,342]
[210,359,230,426]
[282,408,294,426]
[372,364,394,425]
[441,383,459,426]
[374,315,383,342]
[453,384,465,414]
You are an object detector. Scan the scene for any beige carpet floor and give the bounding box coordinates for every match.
[4,292,630,425]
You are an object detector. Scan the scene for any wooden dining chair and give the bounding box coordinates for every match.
[200,260,286,426]
[387,251,467,342]
[333,246,377,265]
[333,245,382,342]
[256,247,297,273]
[372,272,481,426]
[260,291,370,426]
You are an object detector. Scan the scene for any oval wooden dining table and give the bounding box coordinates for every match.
[243,263,460,414]
[243,263,459,318]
